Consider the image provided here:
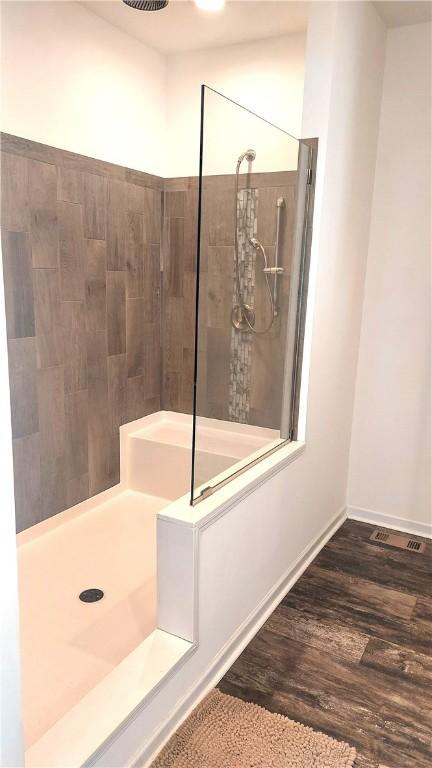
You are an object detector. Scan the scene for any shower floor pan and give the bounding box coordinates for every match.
[17,411,279,766]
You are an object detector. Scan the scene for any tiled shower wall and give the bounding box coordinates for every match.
[1,134,162,532]
[162,171,297,429]
[162,177,199,414]
[1,132,299,532]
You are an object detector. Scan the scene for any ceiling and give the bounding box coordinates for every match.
[374,1,432,27]
[82,1,431,56]
[82,0,309,55]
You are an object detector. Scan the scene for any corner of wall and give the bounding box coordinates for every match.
[346,19,431,528]
[300,0,387,498]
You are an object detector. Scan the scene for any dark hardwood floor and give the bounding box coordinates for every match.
[219,520,432,768]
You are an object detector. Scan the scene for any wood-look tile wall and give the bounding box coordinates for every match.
[162,171,298,429]
[162,177,198,415]
[1,134,162,532]
[1,131,304,532]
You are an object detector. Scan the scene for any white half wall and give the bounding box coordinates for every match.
[0,1,167,176]
[347,22,432,536]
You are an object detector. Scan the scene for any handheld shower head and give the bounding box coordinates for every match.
[249,237,268,269]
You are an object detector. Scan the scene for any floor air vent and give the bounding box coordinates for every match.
[373,530,389,542]
[370,529,425,553]
[406,539,423,552]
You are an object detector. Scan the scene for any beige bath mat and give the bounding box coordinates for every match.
[152,688,356,767]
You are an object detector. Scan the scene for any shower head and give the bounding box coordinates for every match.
[244,149,256,163]
[122,1,169,10]
[237,149,256,170]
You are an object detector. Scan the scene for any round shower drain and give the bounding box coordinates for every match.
[79,588,104,603]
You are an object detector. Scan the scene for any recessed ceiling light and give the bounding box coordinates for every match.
[194,0,225,12]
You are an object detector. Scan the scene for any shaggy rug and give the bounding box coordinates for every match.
[152,689,356,767]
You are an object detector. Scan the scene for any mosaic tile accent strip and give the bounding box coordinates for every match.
[228,187,258,423]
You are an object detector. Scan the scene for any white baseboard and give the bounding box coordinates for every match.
[346,505,432,539]
[134,506,347,768]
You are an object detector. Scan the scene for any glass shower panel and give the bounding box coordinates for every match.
[191,85,312,503]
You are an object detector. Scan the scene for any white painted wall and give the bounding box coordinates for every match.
[87,3,387,765]
[166,33,306,176]
[347,22,431,535]
[0,3,305,178]
[0,1,167,176]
